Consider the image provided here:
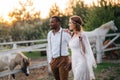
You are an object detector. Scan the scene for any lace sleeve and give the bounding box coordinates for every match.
[82,33,97,79]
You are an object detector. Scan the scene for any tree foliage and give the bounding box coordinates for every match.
[0,0,120,42]
[7,0,42,41]
[48,3,70,28]
[68,0,89,22]
[84,0,120,31]
[49,3,63,17]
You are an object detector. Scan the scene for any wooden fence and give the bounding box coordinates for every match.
[0,61,47,77]
[0,33,120,78]
[95,33,120,63]
[0,39,49,78]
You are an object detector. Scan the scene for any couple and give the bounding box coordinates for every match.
[47,15,97,80]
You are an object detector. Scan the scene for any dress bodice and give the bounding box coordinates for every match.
[69,36,86,65]
[69,36,81,49]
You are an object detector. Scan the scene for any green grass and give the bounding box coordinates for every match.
[95,62,120,80]
[24,51,46,59]
[95,62,120,72]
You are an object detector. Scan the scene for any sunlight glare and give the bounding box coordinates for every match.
[33,0,69,19]
[0,0,98,22]
[0,0,69,20]
[83,0,98,6]
[33,0,54,19]
[0,0,20,22]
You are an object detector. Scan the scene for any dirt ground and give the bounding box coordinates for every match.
[13,57,73,80]
[0,57,73,80]
[1,57,120,80]
[16,58,120,80]
[15,58,49,80]
[15,66,48,80]
[0,58,49,80]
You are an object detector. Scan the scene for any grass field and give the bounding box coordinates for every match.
[24,51,46,59]
[95,62,120,80]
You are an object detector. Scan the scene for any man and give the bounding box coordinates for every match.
[47,16,71,80]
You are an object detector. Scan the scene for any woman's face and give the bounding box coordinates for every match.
[68,19,75,31]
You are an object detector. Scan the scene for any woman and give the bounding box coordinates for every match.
[68,15,97,80]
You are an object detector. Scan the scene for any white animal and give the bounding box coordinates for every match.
[84,20,118,44]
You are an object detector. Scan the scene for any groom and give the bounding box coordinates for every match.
[47,16,71,80]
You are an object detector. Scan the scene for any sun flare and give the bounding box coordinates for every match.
[83,0,98,6]
[0,0,98,23]
[0,0,70,21]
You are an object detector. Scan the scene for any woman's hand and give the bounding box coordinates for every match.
[63,29,71,35]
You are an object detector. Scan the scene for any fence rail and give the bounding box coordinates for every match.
[0,61,48,77]
[0,39,47,45]
[96,33,120,63]
[0,33,120,78]
[0,39,48,78]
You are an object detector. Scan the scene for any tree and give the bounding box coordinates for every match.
[8,0,41,41]
[49,3,63,17]
[9,0,40,26]
[48,3,70,28]
[84,0,120,31]
[67,0,89,22]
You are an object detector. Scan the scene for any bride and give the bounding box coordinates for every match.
[68,15,97,80]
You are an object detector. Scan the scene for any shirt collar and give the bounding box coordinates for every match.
[58,27,62,33]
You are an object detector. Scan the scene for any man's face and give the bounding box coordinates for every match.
[49,18,59,30]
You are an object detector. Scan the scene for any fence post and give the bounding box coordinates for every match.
[13,43,17,49]
[96,35,103,63]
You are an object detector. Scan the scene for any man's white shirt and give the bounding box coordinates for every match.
[47,28,71,63]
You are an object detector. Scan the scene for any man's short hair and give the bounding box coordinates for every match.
[51,16,61,22]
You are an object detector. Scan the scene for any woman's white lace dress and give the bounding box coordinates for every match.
[69,33,97,80]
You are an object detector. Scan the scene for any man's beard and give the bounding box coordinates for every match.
[50,26,56,30]
[70,29,73,32]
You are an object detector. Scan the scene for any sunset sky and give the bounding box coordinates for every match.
[0,0,97,21]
